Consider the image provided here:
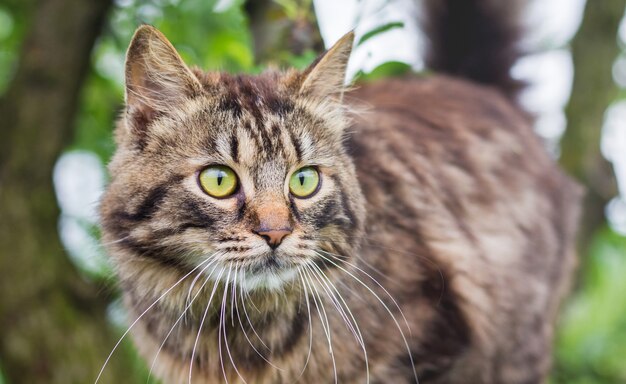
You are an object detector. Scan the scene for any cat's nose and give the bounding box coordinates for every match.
[253,198,293,249]
[254,228,292,249]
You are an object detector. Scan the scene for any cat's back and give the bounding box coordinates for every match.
[347,74,579,230]
[345,75,582,382]
[349,74,545,170]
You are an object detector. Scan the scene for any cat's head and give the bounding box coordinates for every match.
[100,25,365,291]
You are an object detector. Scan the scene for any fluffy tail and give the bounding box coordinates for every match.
[421,0,525,99]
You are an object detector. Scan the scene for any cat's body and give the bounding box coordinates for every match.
[100,2,581,383]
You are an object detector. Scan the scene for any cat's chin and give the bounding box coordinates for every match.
[236,266,299,291]
[206,256,303,292]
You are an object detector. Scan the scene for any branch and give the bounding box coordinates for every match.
[560,0,623,248]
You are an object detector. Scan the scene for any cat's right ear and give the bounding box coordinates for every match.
[124,25,202,133]
[299,31,354,102]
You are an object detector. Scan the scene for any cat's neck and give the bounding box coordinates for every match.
[125,272,308,379]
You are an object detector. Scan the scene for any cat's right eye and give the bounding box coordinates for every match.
[289,166,320,198]
[198,165,238,198]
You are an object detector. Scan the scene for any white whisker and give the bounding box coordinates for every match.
[234,273,285,371]
[239,268,270,350]
[315,251,419,384]
[309,262,370,384]
[294,269,314,381]
[95,257,211,384]
[146,259,219,383]
[217,266,231,384]
[223,265,248,383]
[301,264,338,384]
[189,267,225,384]
[319,249,413,335]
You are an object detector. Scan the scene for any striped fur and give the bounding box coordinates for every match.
[99,25,580,383]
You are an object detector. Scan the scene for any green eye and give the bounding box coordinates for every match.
[289,167,320,198]
[199,165,238,198]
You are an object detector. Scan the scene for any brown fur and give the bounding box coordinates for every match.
[99,25,580,384]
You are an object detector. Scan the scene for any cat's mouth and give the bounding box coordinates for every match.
[249,253,283,273]
[224,252,303,291]
[248,250,306,274]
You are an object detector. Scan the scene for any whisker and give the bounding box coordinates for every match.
[245,282,262,314]
[313,232,446,294]
[294,269,314,381]
[314,251,419,384]
[222,266,247,383]
[301,264,338,384]
[319,249,414,335]
[95,257,211,384]
[146,259,219,384]
[217,266,231,384]
[231,265,238,328]
[356,238,447,306]
[309,262,370,384]
[98,235,132,248]
[239,269,271,350]
[234,271,285,371]
[308,264,360,345]
[188,267,225,384]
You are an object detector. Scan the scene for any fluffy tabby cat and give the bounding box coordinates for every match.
[99,1,581,383]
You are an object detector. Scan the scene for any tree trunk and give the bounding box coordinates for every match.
[559,1,623,249]
[0,0,141,382]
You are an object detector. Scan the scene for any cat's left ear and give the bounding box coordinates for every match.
[299,31,354,101]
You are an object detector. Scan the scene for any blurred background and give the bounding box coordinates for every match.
[0,0,625,383]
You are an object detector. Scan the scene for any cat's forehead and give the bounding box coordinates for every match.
[177,72,339,167]
[211,72,297,117]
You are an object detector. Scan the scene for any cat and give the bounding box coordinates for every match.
[99,1,581,383]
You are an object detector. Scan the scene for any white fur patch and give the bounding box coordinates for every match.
[205,263,300,293]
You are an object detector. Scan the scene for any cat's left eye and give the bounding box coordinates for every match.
[198,165,238,198]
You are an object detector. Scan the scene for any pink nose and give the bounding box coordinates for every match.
[254,229,292,249]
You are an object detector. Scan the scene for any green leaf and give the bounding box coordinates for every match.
[357,21,404,46]
[354,61,412,82]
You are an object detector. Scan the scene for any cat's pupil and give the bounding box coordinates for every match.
[217,173,223,186]
[299,173,305,186]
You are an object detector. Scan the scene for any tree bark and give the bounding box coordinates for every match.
[560,0,623,248]
[0,0,141,382]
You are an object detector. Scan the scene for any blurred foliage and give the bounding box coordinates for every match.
[357,21,404,45]
[552,227,626,384]
[71,0,322,167]
[73,0,255,166]
[0,5,22,93]
[354,61,412,82]
[0,0,625,382]
[273,0,312,21]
